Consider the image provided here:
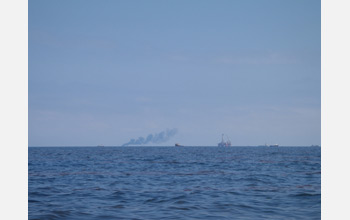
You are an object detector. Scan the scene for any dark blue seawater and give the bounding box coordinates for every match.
[29,147,321,219]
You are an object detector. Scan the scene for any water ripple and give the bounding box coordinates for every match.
[29,147,320,219]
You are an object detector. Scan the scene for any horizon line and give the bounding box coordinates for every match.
[28,145,320,147]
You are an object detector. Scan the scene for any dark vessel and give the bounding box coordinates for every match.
[175,143,183,147]
[218,134,231,147]
[311,145,320,147]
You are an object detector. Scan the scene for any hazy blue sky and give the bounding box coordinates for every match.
[29,0,320,146]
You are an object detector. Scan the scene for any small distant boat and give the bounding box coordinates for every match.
[175,143,183,147]
[218,134,231,147]
[258,143,278,147]
[97,144,104,147]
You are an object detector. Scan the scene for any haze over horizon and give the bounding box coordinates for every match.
[29,0,320,146]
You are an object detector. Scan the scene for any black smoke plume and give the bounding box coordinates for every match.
[122,128,178,146]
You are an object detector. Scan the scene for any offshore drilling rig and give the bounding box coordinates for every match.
[218,134,231,147]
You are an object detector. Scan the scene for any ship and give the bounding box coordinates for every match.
[258,143,279,147]
[218,134,231,147]
[175,143,183,147]
[258,143,278,147]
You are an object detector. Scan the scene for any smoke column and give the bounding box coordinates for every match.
[122,128,178,146]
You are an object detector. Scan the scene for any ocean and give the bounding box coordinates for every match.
[29,147,321,219]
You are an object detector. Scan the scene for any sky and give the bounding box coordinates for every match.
[29,0,320,146]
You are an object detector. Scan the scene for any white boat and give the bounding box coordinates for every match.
[259,143,278,147]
